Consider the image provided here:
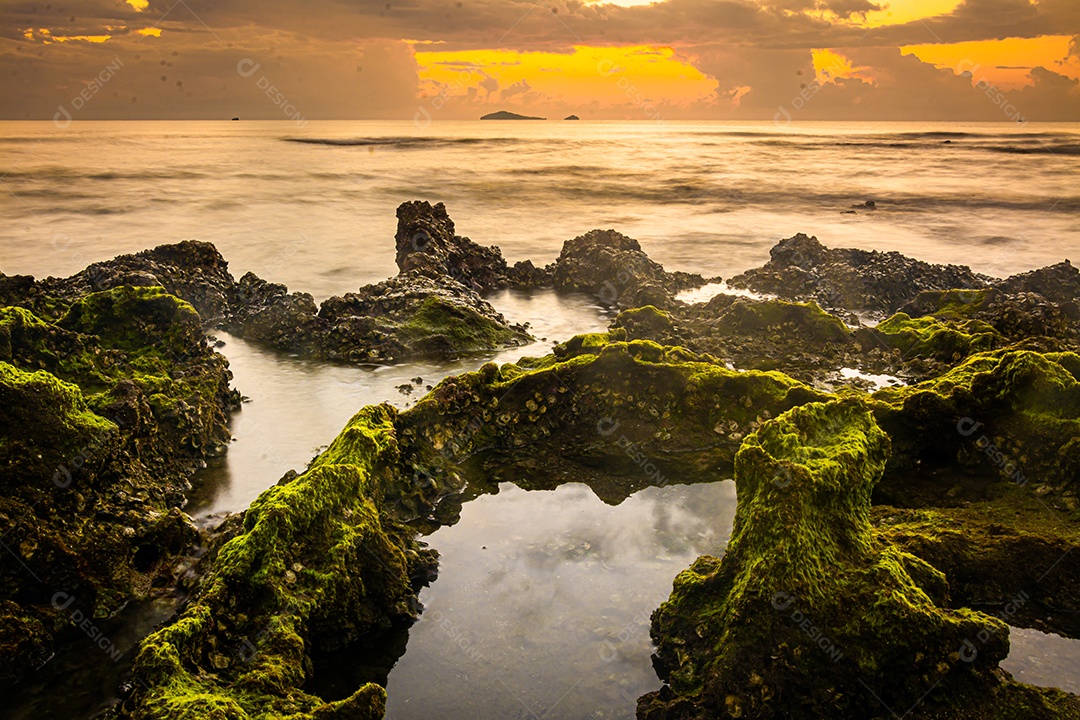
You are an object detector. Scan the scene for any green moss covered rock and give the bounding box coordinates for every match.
[872,349,1080,496]
[0,287,238,691]
[119,405,432,720]
[639,398,1059,720]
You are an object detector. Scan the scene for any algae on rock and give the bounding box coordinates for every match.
[640,398,1077,720]
[118,405,435,720]
[0,285,238,691]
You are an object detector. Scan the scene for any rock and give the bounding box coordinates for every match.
[898,287,1080,347]
[728,233,990,315]
[480,111,545,120]
[640,399,1061,720]
[120,405,434,720]
[47,240,237,323]
[0,286,237,690]
[878,505,1080,640]
[317,272,531,361]
[996,260,1080,304]
[871,349,1080,496]
[550,229,707,309]
[620,296,859,384]
[564,114,580,120]
[394,200,515,294]
[226,272,320,348]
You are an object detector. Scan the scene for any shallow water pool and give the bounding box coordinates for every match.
[384,481,736,720]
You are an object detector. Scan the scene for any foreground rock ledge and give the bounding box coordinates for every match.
[0,286,238,689]
[641,399,1079,720]
[107,334,1080,719]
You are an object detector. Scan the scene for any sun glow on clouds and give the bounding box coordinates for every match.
[859,0,961,28]
[415,45,715,110]
[902,36,1080,89]
[21,28,112,44]
[126,0,150,11]
[811,49,873,85]
[583,0,662,6]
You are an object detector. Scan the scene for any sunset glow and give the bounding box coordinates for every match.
[416,45,717,113]
[1,0,1075,120]
[903,36,1080,89]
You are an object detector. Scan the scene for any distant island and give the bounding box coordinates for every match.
[480,111,545,120]
[564,115,580,120]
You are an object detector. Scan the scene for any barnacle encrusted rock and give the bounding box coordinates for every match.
[726,233,990,314]
[0,286,237,690]
[639,399,1078,720]
[117,405,433,720]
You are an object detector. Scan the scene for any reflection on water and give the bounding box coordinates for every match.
[1002,626,1080,694]
[187,288,611,520]
[385,481,737,720]
[1,596,181,719]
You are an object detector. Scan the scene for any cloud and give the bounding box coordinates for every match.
[479,74,500,94]
[1,0,1077,119]
[500,77,532,99]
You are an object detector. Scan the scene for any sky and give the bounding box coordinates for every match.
[1,0,1078,121]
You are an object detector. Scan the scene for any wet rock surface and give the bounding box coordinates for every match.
[3,208,1080,719]
[727,233,991,315]
[638,399,1076,720]
[550,229,710,309]
[394,200,524,293]
[0,286,238,690]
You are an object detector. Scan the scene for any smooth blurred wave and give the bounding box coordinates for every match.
[2,120,1077,301]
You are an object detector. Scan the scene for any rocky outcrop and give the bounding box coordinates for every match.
[1,205,535,363]
[106,326,1080,719]
[640,399,1078,720]
[871,349,1080,497]
[115,336,829,718]
[619,299,861,383]
[727,233,990,315]
[898,288,1080,349]
[996,260,1080,305]
[117,405,436,720]
[221,269,532,363]
[0,286,239,690]
[313,273,530,362]
[550,229,708,310]
[394,200,519,294]
[42,241,236,323]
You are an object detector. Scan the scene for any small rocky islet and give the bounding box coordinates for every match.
[0,201,1078,719]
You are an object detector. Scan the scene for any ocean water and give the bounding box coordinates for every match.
[2,120,1079,299]
[2,120,1079,719]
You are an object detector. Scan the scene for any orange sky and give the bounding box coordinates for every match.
[2,0,1077,120]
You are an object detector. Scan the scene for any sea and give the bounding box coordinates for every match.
[1,120,1078,719]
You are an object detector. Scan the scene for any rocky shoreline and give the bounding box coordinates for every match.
[1,201,1077,719]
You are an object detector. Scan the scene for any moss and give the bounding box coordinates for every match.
[875,487,1080,638]
[0,289,237,692]
[614,305,677,342]
[59,285,203,358]
[871,349,1080,493]
[713,298,851,346]
[396,334,828,508]
[866,312,1001,361]
[0,361,116,479]
[122,406,427,720]
[395,295,526,355]
[908,289,995,321]
[642,398,1027,720]
[115,333,1079,719]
